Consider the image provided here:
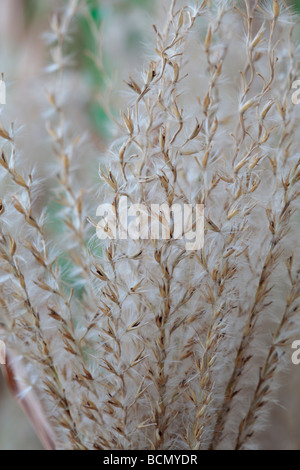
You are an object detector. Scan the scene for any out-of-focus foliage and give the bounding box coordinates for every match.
[0,0,155,450]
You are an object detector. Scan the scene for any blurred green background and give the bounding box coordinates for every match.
[0,0,300,451]
[0,0,155,450]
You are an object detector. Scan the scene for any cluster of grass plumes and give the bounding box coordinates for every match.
[0,0,299,450]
